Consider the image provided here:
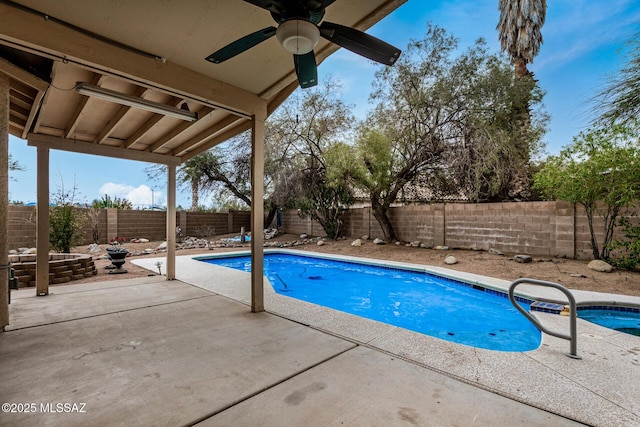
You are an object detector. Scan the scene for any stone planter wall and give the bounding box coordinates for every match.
[9,253,97,288]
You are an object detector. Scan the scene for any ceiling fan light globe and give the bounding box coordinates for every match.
[276,19,320,55]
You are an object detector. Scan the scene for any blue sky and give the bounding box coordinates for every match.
[8,0,640,208]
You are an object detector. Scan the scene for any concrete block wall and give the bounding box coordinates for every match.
[280,201,639,259]
[114,209,169,242]
[7,206,36,249]
[444,201,557,255]
[7,207,252,250]
[183,212,229,237]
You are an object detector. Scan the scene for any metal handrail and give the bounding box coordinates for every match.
[508,278,581,359]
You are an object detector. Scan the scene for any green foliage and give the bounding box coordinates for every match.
[269,79,356,238]
[534,122,640,259]
[49,182,86,253]
[593,32,640,126]
[296,148,354,239]
[606,216,640,271]
[91,194,132,209]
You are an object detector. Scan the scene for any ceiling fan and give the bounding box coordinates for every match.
[205,0,402,88]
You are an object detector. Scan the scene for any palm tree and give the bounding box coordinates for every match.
[497,0,546,199]
[497,0,546,79]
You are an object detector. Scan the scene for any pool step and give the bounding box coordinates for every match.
[530,301,566,315]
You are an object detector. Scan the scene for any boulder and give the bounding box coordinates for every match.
[8,249,17,255]
[444,256,458,265]
[410,241,421,247]
[488,248,504,256]
[361,235,369,241]
[514,254,533,264]
[350,239,362,247]
[317,240,325,246]
[588,260,613,273]
[155,241,168,250]
[373,238,385,245]
[300,233,308,239]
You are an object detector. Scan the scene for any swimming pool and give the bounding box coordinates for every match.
[578,307,640,336]
[200,253,541,352]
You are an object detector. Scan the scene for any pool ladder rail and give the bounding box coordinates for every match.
[508,278,581,360]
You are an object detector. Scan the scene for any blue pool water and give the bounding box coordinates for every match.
[578,308,640,336]
[201,253,541,351]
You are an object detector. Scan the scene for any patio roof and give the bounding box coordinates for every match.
[0,0,407,328]
[1,0,405,162]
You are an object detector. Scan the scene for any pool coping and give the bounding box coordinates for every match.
[133,249,640,426]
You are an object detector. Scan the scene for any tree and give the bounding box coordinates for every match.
[146,151,219,211]
[49,181,86,253]
[91,194,133,209]
[497,0,547,197]
[497,0,546,80]
[593,33,640,127]
[534,122,640,260]
[268,80,356,238]
[346,25,546,241]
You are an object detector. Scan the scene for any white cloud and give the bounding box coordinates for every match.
[98,182,165,208]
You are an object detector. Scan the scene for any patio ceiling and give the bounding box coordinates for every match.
[0,0,405,165]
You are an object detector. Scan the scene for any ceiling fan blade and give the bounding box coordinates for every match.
[205,27,277,63]
[319,22,401,66]
[294,52,318,88]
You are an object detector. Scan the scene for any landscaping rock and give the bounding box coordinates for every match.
[395,241,401,245]
[444,256,458,265]
[434,246,449,251]
[350,239,362,247]
[300,233,308,239]
[514,254,533,264]
[317,240,325,246]
[155,241,168,250]
[588,260,613,273]
[88,243,101,253]
[410,241,421,247]
[570,273,587,278]
[373,238,385,245]
[488,248,504,256]
[361,235,369,241]
[8,249,17,255]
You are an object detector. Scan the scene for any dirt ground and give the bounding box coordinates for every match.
[66,233,640,297]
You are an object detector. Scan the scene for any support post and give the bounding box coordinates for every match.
[0,74,9,328]
[166,164,176,279]
[35,146,49,296]
[250,110,266,313]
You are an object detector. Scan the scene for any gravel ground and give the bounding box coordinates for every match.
[65,233,640,297]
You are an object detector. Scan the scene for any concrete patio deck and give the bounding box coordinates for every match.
[1,250,639,426]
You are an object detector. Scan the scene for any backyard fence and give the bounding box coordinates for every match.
[8,201,638,260]
[278,201,639,260]
[7,206,251,250]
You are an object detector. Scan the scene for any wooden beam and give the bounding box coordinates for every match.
[64,72,105,138]
[166,164,176,280]
[0,2,263,116]
[179,120,252,162]
[171,114,245,157]
[27,133,181,166]
[250,110,266,313]
[95,86,149,144]
[0,58,48,139]
[122,114,164,148]
[35,145,49,296]
[147,106,213,153]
